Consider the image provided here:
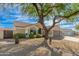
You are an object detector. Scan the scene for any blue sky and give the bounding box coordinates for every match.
[0,4,79,30]
[0,4,37,29]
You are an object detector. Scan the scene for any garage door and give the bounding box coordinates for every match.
[4,30,13,39]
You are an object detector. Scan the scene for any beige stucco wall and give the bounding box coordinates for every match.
[0,30,3,39]
[25,25,40,34]
[13,24,43,35]
[26,25,39,29]
[13,29,25,34]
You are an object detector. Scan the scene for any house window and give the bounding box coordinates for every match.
[30,29,36,35]
[30,29,33,34]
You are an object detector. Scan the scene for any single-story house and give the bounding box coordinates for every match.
[14,21,44,37]
[0,21,44,39]
[0,21,75,39]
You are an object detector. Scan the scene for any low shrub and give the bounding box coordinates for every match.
[13,33,26,39]
[34,47,51,56]
[29,32,34,39]
[36,34,42,38]
[29,33,43,39]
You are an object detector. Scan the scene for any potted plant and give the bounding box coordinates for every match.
[15,35,19,44]
[13,33,20,44]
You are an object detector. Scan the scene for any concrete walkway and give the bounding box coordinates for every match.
[64,36,79,42]
[0,41,14,45]
[0,39,15,45]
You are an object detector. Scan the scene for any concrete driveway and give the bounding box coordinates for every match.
[0,41,14,45]
[0,39,15,45]
[64,36,79,42]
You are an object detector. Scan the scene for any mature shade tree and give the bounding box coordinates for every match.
[20,3,79,47]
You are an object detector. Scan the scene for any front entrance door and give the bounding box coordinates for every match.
[4,30,13,39]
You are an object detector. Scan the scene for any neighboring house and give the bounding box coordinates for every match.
[48,25,64,39]
[0,28,14,39]
[48,24,75,39]
[61,29,75,36]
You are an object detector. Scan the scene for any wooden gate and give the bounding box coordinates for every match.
[4,30,13,39]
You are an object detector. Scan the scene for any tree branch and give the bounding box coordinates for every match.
[47,16,58,31]
[32,3,40,16]
[43,7,53,17]
[47,16,63,32]
[55,18,62,24]
[43,5,63,17]
[32,4,47,32]
[59,10,79,19]
[47,10,79,32]
[32,4,79,33]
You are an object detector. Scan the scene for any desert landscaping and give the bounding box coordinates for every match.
[0,36,79,56]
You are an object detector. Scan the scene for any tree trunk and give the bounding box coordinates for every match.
[42,31,51,48]
[44,33,49,47]
[44,32,52,45]
[49,37,52,45]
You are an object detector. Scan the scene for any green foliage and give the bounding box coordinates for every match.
[29,33,42,39]
[35,34,42,38]
[21,4,38,17]
[13,33,26,39]
[29,32,35,39]
[21,3,67,17]
[29,29,42,38]
[75,24,79,30]
[21,3,79,20]
[67,16,77,22]
[29,32,42,39]
[63,4,79,17]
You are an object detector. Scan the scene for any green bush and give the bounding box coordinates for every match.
[29,33,43,38]
[36,34,42,38]
[13,33,26,39]
[29,32,34,39]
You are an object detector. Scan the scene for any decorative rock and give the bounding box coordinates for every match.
[34,47,51,56]
[74,52,79,56]
[53,48,58,52]
[57,49,62,54]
